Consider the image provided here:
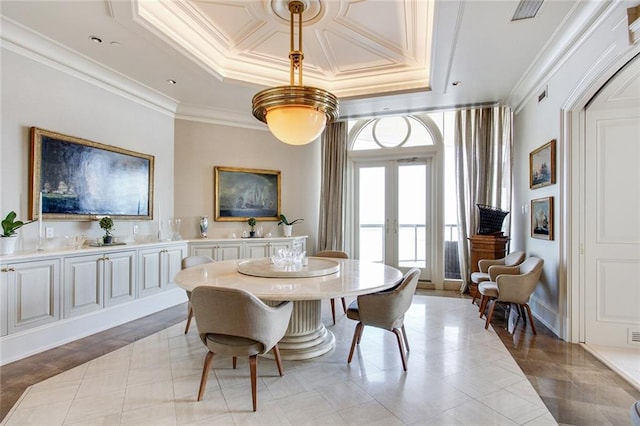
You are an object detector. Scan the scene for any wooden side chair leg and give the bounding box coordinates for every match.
[184,306,193,334]
[523,304,537,335]
[485,300,497,330]
[392,328,408,371]
[401,324,410,352]
[479,295,488,318]
[341,297,347,313]
[232,356,237,369]
[197,351,215,401]
[347,322,363,364]
[330,299,337,325]
[273,344,284,376]
[249,355,258,411]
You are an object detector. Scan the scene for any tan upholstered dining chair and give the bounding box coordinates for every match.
[181,255,214,334]
[346,267,421,371]
[470,251,525,306]
[314,250,349,324]
[191,286,292,411]
[478,256,544,334]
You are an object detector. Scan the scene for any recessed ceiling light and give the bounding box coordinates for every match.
[89,36,103,44]
[452,81,461,86]
[110,41,121,47]
[167,79,177,85]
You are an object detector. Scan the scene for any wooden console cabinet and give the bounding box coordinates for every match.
[468,234,509,299]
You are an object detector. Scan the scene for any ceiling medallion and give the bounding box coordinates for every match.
[252,0,338,146]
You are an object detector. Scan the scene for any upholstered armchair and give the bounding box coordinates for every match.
[191,286,293,411]
[470,251,526,305]
[346,267,420,371]
[181,255,215,334]
[314,250,349,324]
[478,256,544,334]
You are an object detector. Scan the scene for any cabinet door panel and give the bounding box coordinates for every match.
[104,252,135,306]
[192,246,215,258]
[8,260,60,332]
[217,243,242,260]
[163,246,185,288]
[245,243,270,259]
[64,256,102,317]
[139,251,162,297]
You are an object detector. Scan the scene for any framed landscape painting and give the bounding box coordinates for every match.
[214,166,281,222]
[30,127,154,220]
[529,139,556,189]
[531,197,553,240]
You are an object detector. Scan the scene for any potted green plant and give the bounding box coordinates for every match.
[247,217,257,237]
[99,216,114,244]
[1,211,33,255]
[277,214,303,237]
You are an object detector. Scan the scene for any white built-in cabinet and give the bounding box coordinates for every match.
[63,250,136,317]
[0,238,306,363]
[138,244,186,297]
[190,236,307,260]
[0,258,60,335]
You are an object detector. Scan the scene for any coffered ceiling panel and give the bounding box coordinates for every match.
[135,0,433,98]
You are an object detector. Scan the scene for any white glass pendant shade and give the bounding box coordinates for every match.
[266,106,327,145]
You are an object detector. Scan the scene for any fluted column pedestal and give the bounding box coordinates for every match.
[264,300,335,360]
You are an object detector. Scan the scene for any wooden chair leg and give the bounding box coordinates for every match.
[392,328,408,371]
[197,351,215,401]
[347,322,363,364]
[330,299,336,325]
[273,344,284,376]
[249,355,258,411]
[479,295,488,318]
[485,300,497,330]
[184,305,193,334]
[232,356,237,369]
[523,303,537,335]
[341,297,347,313]
[401,324,410,352]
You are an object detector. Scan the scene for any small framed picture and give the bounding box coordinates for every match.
[529,139,556,189]
[531,197,553,240]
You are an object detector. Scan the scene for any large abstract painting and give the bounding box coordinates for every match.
[30,127,154,220]
[214,166,281,221]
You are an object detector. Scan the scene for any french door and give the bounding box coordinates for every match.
[354,158,432,280]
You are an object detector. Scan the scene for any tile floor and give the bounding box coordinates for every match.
[1,291,638,425]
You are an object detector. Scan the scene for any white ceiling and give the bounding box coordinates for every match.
[1,0,587,127]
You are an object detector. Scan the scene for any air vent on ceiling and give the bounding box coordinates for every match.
[628,328,640,345]
[512,0,544,21]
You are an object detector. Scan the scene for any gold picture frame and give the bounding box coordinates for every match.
[30,127,154,221]
[529,139,556,189]
[214,166,281,222]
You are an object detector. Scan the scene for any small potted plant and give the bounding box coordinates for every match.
[1,211,33,255]
[247,217,257,237]
[99,216,114,244]
[277,214,303,237]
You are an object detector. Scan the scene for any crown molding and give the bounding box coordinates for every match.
[0,17,179,117]
[507,1,615,113]
[175,104,266,130]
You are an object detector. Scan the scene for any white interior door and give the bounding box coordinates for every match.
[354,159,432,280]
[584,57,640,347]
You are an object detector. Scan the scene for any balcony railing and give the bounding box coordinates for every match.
[358,223,461,278]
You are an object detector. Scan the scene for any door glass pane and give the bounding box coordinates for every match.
[359,167,385,263]
[398,164,426,268]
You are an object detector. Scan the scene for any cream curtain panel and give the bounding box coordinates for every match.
[455,106,513,293]
[317,121,347,252]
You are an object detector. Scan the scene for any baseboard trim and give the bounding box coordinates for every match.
[0,289,186,365]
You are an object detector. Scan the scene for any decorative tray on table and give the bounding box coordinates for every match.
[237,258,340,278]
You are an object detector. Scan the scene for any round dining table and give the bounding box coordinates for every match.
[174,257,403,360]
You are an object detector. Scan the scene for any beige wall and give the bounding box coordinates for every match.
[1,48,175,250]
[174,120,321,251]
[512,2,639,339]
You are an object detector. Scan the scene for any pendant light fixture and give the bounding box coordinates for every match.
[252,1,338,145]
